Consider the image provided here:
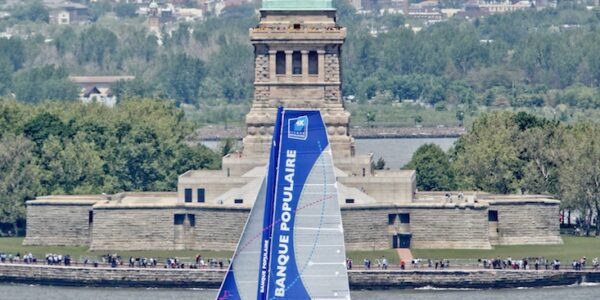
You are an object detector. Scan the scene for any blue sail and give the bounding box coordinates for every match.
[216,108,350,300]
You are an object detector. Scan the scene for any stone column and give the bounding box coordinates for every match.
[285,50,293,80]
[318,50,325,82]
[268,50,277,81]
[301,50,309,81]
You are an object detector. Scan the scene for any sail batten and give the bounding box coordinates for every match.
[216,109,350,300]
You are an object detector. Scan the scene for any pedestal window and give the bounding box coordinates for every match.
[292,51,302,75]
[276,51,286,75]
[308,51,318,75]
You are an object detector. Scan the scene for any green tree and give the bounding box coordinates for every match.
[13,65,79,103]
[413,115,423,126]
[171,23,191,46]
[373,157,386,170]
[23,111,69,149]
[219,138,235,157]
[0,99,221,232]
[0,57,12,95]
[0,134,40,235]
[53,27,77,56]
[203,42,253,103]
[452,113,523,194]
[0,99,31,136]
[559,124,600,236]
[110,79,161,101]
[161,54,206,105]
[12,0,49,22]
[456,110,465,126]
[114,3,138,18]
[366,111,376,128]
[404,144,455,191]
[520,124,564,195]
[88,1,112,22]
[0,37,26,71]
[38,134,105,194]
[76,26,118,66]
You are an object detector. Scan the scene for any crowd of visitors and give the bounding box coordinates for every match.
[343,255,600,271]
[194,255,226,269]
[347,257,388,270]
[0,251,230,269]
[127,256,157,268]
[475,256,600,271]
[0,252,37,264]
[570,257,600,270]
[0,252,73,265]
[2,250,600,272]
[45,253,71,266]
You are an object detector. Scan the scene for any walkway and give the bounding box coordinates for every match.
[396,248,413,262]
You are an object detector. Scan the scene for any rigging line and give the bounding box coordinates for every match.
[228,193,337,262]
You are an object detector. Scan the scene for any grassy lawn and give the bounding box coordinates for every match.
[0,237,400,266]
[346,103,465,128]
[413,235,600,263]
[0,237,233,263]
[183,101,600,131]
[4,236,598,266]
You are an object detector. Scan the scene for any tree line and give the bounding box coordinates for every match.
[0,1,256,106]
[4,1,600,112]
[0,98,220,235]
[405,111,600,235]
[338,1,600,110]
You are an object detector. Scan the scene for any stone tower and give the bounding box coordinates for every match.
[225,0,371,176]
[147,1,160,32]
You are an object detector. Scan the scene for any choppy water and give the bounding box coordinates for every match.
[3,283,600,300]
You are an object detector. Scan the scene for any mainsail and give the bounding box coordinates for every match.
[217,108,350,300]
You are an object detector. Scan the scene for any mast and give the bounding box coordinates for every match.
[257,107,284,300]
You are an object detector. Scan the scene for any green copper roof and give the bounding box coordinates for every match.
[261,0,334,10]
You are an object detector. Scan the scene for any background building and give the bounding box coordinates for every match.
[69,75,135,107]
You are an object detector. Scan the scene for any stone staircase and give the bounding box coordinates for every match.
[396,248,413,263]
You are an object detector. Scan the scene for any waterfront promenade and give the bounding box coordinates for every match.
[1,262,600,290]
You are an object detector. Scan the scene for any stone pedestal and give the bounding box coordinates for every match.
[237,9,371,175]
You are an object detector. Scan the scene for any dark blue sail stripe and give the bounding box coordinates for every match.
[216,263,240,300]
[257,107,284,300]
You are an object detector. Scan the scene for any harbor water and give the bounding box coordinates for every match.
[202,137,458,170]
[3,283,600,300]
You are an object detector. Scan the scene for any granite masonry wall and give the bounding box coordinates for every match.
[324,50,340,82]
[341,204,492,251]
[26,201,561,251]
[342,207,391,250]
[490,201,563,245]
[1,264,599,290]
[409,205,491,249]
[0,264,223,289]
[23,202,93,247]
[191,207,250,251]
[90,207,177,251]
[88,206,251,251]
[347,269,600,290]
